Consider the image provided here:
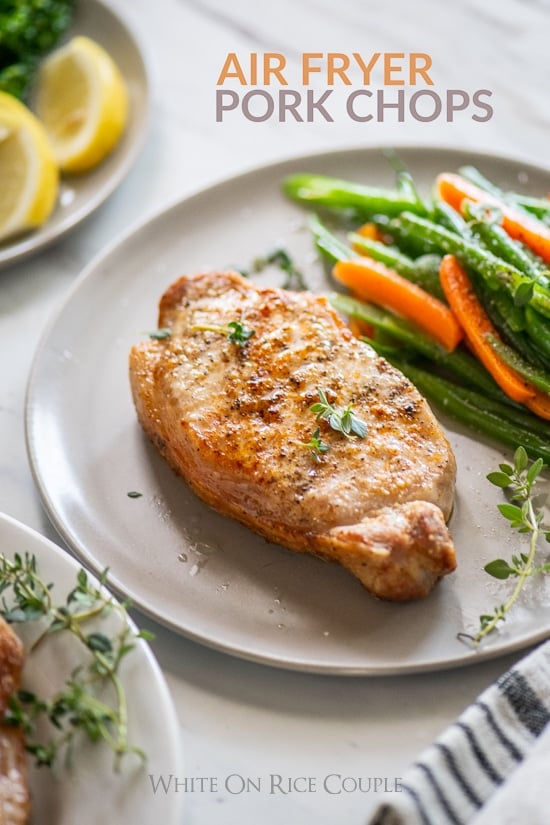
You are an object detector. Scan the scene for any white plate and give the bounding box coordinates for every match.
[0,512,183,825]
[0,0,149,270]
[25,146,550,675]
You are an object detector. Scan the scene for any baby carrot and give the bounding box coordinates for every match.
[332,257,463,351]
[348,316,375,339]
[356,222,386,242]
[439,254,536,404]
[525,390,550,421]
[437,172,550,263]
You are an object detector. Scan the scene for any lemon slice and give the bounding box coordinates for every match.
[34,36,129,174]
[0,92,59,243]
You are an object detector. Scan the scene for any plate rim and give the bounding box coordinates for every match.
[0,0,150,270]
[0,510,185,823]
[24,142,550,676]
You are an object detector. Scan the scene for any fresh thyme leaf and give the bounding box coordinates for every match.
[127,491,142,499]
[310,388,367,440]
[146,328,171,340]
[484,559,515,580]
[251,247,309,291]
[227,321,255,345]
[515,445,528,473]
[497,503,524,523]
[486,471,513,488]
[464,446,549,645]
[0,553,153,769]
[86,632,113,654]
[191,320,255,347]
[300,427,331,462]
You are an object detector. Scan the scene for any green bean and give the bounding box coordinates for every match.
[481,286,525,333]
[458,166,505,200]
[432,199,473,237]
[382,147,430,215]
[388,361,550,461]
[459,165,550,224]
[486,334,550,394]
[283,174,423,218]
[361,335,403,360]
[397,212,550,320]
[525,306,550,360]
[347,233,444,299]
[396,171,429,215]
[507,195,550,225]
[372,214,440,257]
[348,233,414,271]
[480,289,550,371]
[310,217,446,307]
[463,201,550,288]
[309,214,355,265]
[442,174,550,280]
[412,254,446,300]
[329,293,508,402]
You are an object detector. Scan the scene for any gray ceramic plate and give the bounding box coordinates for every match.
[25,146,550,674]
[0,512,183,825]
[0,0,149,270]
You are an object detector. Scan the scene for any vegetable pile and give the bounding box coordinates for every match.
[0,0,75,99]
[283,162,550,462]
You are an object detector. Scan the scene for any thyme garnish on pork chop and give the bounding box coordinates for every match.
[310,388,367,439]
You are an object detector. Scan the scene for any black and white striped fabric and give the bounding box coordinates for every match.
[369,641,550,825]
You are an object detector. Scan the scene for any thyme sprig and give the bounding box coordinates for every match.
[461,447,550,646]
[300,427,331,463]
[248,248,309,291]
[146,328,171,340]
[310,388,367,439]
[0,553,153,769]
[191,320,255,346]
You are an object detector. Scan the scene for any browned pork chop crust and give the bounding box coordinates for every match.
[0,618,29,825]
[129,271,457,600]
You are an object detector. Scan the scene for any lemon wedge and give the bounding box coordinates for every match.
[34,36,128,174]
[0,91,59,243]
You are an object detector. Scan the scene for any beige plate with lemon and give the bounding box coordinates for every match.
[0,0,148,271]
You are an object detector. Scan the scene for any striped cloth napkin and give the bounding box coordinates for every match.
[369,640,550,825]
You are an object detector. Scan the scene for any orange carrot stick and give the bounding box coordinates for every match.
[356,222,385,242]
[348,317,375,339]
[526,390,550,421]
[436,173,550,263]
[332,257,463,351]
[439,254,536,403]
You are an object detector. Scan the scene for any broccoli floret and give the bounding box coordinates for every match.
[0,58,37,98]
[0,0,75,99]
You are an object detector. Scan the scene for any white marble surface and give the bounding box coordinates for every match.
[1,0,549,822]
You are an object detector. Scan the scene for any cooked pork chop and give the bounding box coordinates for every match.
[0,618,29,825]
[129,271,457,600]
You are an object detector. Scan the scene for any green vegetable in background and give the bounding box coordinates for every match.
[0,0,75,99]
[283,173,427,219]
[0,58,36,97]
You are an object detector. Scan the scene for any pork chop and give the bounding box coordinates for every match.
[129,271,457,600]
[0,617,29,825]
